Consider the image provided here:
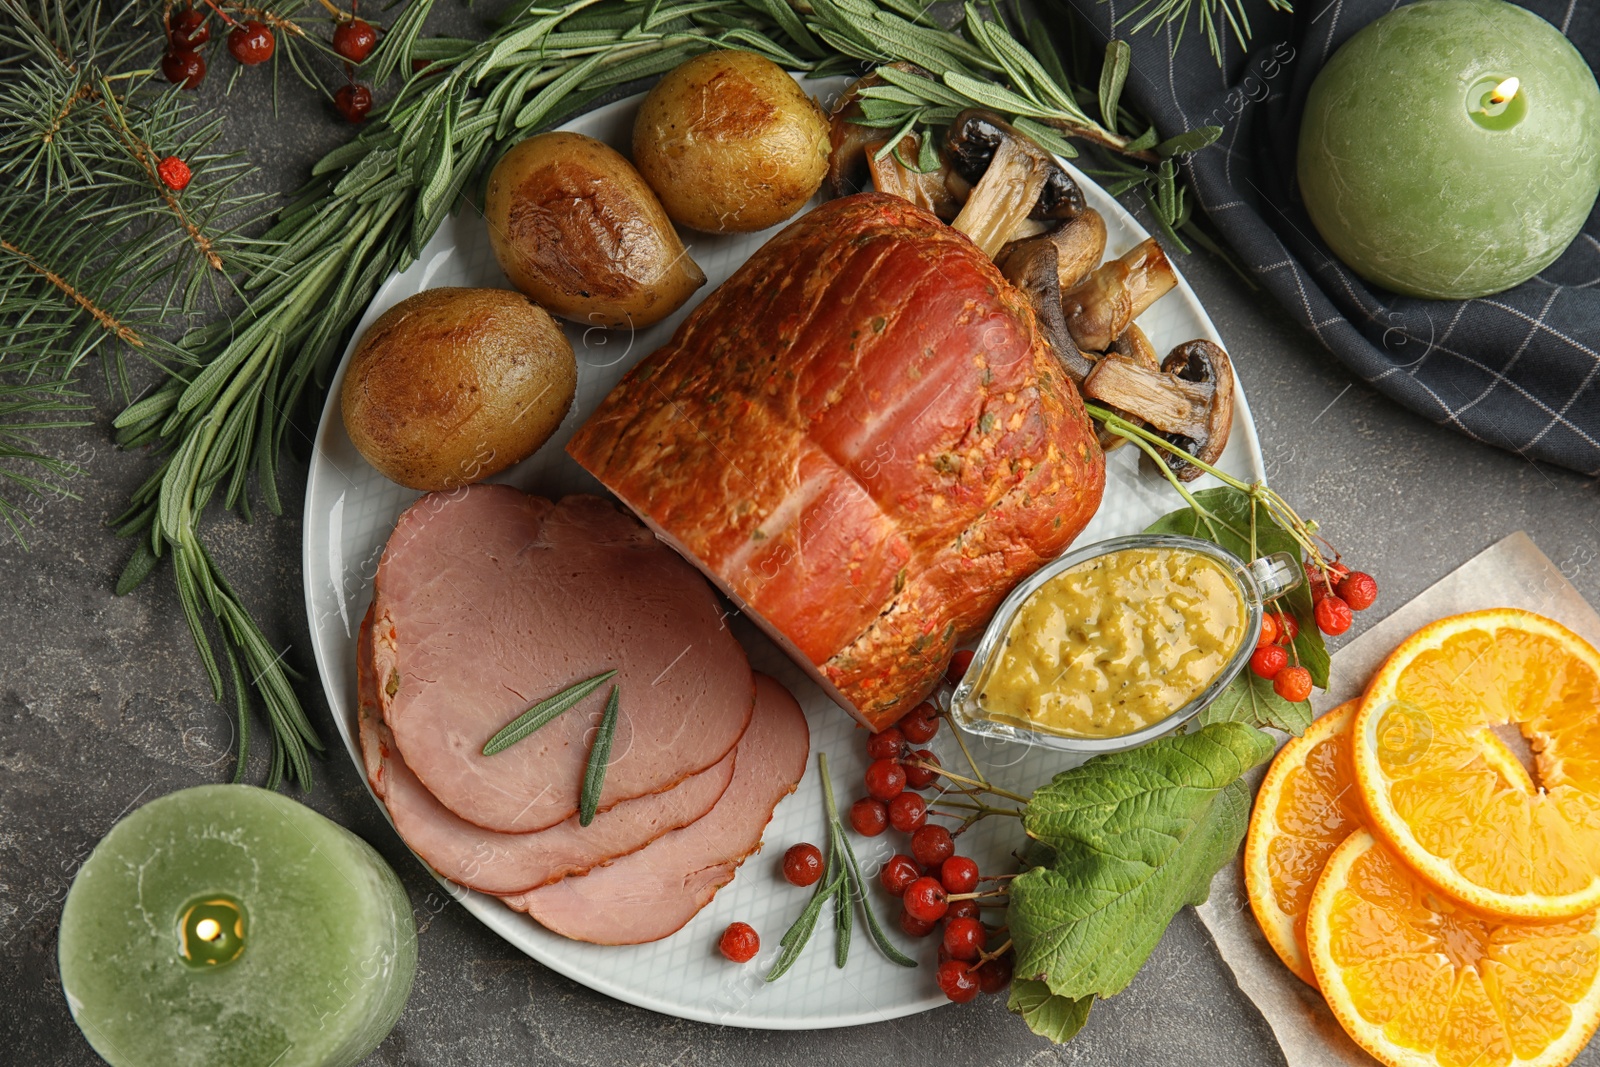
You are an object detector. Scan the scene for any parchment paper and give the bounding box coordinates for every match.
[1196,532,1600,1067]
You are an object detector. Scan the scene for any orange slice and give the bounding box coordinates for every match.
[1307,829,1600,1067]
[1353,609,1600,918]
[1246,701,1533,985]
[1246,701,1365,985]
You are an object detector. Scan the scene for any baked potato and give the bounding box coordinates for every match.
[484,132,703,328]
[340,287,576,491]
[632,50,829,233]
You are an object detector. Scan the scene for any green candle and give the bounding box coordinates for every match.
[59,785,417,1067]
[1298,0,1600,299]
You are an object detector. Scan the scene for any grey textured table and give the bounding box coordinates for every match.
[5,10,1600,1066]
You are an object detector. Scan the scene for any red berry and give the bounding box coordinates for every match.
[227,21,275,65]
[1274,665,1313,703]
[945,649,976,686]
[888,791,928,833]
[718,921,759,962]
[942,916,985,961]
[902,876,948,923]
[900,701,940,744]
[1307,560,1349,603]
[332,18,378,63]
[156,155,192,192]
[1276,612,1300,644]
[936,959,981,1003]
[946,898,980,923]
[168,8,209,48]
[939,856,980,895]
[1337,571,1378,612]
[333,83,373,124]
[898,907,936,938]
[879,854,920,896]
[910,824,955,868]
[849,797,888,836]
[865,726,904,761]
[903,749,939,790]
[864,757,906,802]
[161,49,206,89]
[975,950,1014,994]
[1314,595,1354,636]
[781,843,823,887]
[1256,613,1279,647]
[1249,644,1288,681]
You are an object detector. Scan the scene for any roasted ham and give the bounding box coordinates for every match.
[371,487,754,834]
[569,193,1106,729]
[501,673,808,944]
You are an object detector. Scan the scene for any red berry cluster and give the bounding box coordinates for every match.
[1248,560,1379,702]
[855,706,1013,1003]
[159,4,376,123]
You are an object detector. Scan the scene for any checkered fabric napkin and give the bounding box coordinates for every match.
[1056,0,1600,476]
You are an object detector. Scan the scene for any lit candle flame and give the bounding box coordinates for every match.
[195,918,222,942]
[1489,77,1520,105]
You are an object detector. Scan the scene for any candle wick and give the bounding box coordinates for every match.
[1489,76,1520,106]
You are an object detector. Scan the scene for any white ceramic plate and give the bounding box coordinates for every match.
[302,77,1267,1030]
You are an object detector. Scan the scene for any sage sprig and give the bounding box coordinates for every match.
[482,669,617,756]
[578,684,621,825]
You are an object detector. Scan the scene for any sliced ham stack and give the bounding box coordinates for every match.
[568,193,1106,730]
[359,485,808,943]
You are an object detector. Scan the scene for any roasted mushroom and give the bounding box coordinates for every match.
[827,64,935,197]
[1092,323,1159,453]
[1061,237,1178,353]
[999,229,1095,383]
[1080,339,1234,480]
[1002,209,1106,291]
[948,110,1085,257]
[866,134,961,220]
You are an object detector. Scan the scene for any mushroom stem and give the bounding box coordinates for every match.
[999,230,1096,383]
[1082,355,1215,439]
[866,135,961,220]
[1061,237,1178,353]
[951,136,1048,258]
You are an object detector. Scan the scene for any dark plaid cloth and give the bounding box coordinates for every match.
[1059,0,1600,476]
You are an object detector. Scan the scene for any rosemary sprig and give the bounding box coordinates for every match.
[578,684,620,825]
[769,752,916,980]
[482,669,617,756]
[1106,0,1294,65]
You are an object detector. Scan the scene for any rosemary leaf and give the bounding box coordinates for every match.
[483,669,618,756]
[1155,125,1222,158]
[1097,39,1130,134]
[578,685,621,826]
[819,752,917,968]
[768,871,843,981]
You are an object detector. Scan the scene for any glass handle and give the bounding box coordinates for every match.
[1248,551,1303,602]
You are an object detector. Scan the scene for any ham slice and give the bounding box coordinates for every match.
[372,486,753,833]
[356,606,738,895]
[502,673,809,944]
[568,194,1105,731]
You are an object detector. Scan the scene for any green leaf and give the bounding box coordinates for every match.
[1124,125,1160,153]
[1144,485,1329,690]
[1009,722,1273,1000]
[1097,40,1130,134]
[1155,125,1222,157]
[578,685,620,826]
[1198,670,1313,735]
[1008,980,1093,1043]
[1013,117,1077,160]
[482,669,617,756]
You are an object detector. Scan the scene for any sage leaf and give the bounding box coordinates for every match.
[1098,39,1130,134]
[482,669,617,756]
[1008,723,1274,1001]
[1008,980,1093,1043]
[578,685,620,826]
[1145,486,1329,691]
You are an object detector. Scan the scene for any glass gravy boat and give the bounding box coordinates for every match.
[948,533,1303,755]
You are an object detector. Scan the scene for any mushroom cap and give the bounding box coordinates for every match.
[945,110,1085,221]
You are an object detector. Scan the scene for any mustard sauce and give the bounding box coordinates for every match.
[975,547,1247,739]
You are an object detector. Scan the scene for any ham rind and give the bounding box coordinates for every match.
[356,605,739,895]
[373,486,753,833]
[568,193,1105,731]
[502,673,809,944]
